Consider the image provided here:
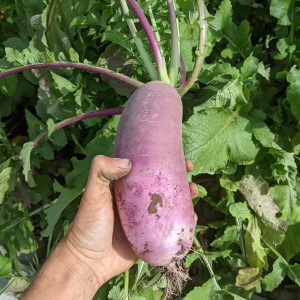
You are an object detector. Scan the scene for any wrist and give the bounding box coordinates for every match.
[56,239,103,291]
[22,240,102,300]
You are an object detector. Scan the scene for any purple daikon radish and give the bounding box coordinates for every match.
[114,81,195,273]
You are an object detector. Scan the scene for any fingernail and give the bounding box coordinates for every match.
[115,158,131,169]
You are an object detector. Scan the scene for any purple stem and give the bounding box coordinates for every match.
[0,62,143,88]
[127,0,167,78]
[33,107,124,148]
[180,55,187,87]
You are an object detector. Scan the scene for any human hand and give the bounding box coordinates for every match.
[61,155,198,285]
[22,155,198,300]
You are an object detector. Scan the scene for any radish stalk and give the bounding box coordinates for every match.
[2,202,51,233]
[0,62,143,88]
[126,0,170,83]
[180,55,187,87]
[132,261,145,290]
[119,0,158,80]
[167,0,180,87]
[71,132,87,155]
[193,237,221,291]
[179,0,207,96]
[33,108,123,149]
[124,270,129,300]
[148,5,166,64]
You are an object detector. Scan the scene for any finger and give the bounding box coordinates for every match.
[189,182,198,199]
[186,159,193,172]
[83,155,132,203]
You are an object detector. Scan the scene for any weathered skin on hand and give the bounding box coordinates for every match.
[114,81,195,266]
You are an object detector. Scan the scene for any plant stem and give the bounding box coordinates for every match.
[132,260,145,290]
[124,270,129,300]
[2,203,51,233]
[148,6,165,61]
[119,0,158,80]
[127,0,169,83]
[71,132,87,155]
[33,107,123,149]
[0,62,143,88]
[180,55,187,86]
[236,218,247,263]
[193,237,221,291]
[179,0,207,96]
[167,0,180,86]
[263,239,300,285]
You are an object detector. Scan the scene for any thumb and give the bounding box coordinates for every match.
[91,155,132,182]
[83,155,132,203]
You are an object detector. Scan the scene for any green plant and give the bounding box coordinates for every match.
[0,0,300,299]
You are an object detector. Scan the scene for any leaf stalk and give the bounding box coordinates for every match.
[167,0,180,86]
[0,62,143,89]
[127,0,170,83]
[119,0,158,80]
[179,0,207,96]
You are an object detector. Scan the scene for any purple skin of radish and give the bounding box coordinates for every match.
[114,81,195,268]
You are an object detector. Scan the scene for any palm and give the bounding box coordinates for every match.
[67,185,136,282]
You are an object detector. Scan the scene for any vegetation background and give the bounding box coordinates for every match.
[0,0,300,299]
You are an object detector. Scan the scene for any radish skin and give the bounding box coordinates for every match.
[114,81,195,267]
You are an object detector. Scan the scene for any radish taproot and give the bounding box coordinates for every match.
[114,81,195,267]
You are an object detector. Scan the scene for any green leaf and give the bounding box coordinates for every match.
[0,167,12,204]
[0,256,12,276]
[244,217,267,268]
[132,290,163,300]
[270,0,294,26]
[275,38,296,60]
[180,23,200,71]
[220,174,240,192]
[66,129,115,189]
[211,0,233,37]
[257,62,270,80]
[25,110,45,140]
[269,185,291,220]
[200,63,239,85]
[51,72,77,95]
[210,0,251,55]
[203,249,232,261]
[262,258,286,291]
[108,285,125,300]
[251,121,282,150]
[19,141,35,187]
[288,264,300,285]
[241,55,259,80]
[184,278,218,299]
[183,108,258,174]
[185,252,199,268]
[278,222,300,260]
[211,225,239,249]
[229,202,252,220]
[287,65,300,122]
[42,182,83,237]
[71,13,100,28]
[0,75,18,96]
[5,47,27,65]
